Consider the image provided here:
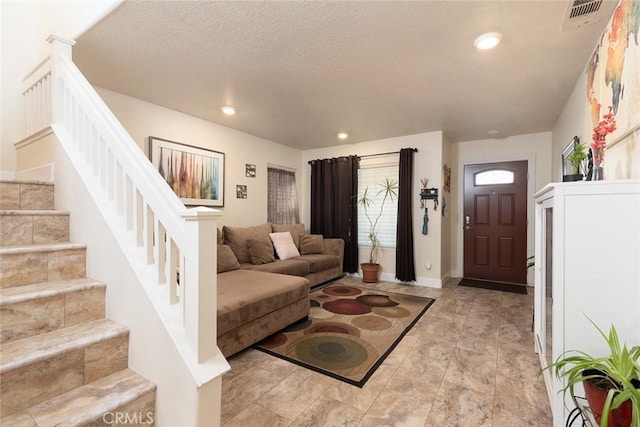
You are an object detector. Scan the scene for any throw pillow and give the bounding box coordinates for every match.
[269,232,300,260]
[271,223,305,249]
[217,244,240,273]
[299,234,325,255]
[222,223,272,264]
[247,238,276,265]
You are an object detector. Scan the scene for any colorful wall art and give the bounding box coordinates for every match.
[149,136,225,206]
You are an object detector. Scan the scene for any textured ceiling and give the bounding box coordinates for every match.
[73,0,617,149]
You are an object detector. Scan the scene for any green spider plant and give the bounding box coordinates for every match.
[547,317,640,427]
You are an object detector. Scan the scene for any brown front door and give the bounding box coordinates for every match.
[463,161,528,284]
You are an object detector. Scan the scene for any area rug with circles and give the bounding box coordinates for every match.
[253,280,435,387]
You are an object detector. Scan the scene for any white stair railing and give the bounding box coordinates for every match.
[22,35,225,384]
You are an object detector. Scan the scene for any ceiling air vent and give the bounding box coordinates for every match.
[561,0,605,31]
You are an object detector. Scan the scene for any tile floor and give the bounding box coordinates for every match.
[221,277,552,426]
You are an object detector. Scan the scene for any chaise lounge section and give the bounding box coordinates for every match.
[216,223,344,357]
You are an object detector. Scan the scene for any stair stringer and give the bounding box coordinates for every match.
[50,129,227,426]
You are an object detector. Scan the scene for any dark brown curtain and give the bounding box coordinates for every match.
[310,156,359,273]
[396,148,416,281]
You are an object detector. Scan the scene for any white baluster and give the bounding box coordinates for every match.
[135,189,144,247]
[125,176,133,231]
[145,204,154,264]
[156,221,167,284]
[168,238,178,304]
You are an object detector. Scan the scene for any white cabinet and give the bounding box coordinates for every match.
[533,180,640,426]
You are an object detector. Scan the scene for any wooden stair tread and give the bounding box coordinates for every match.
[0,210,69,216]
[0,319,128,373]
[0,179,53,186]
[2,369,156,427]
[0,242,85,255]
[0,277,105,305]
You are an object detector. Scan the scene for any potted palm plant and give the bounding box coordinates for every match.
[357,177,398,283]
[548,317,640,427]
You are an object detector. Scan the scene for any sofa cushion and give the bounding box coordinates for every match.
[295,254,340,273]
[248,238,276,265]
[299,234,325,255]
[217,270,309,336]
[217,228,223,244]
[245,259,310,276]
[271,223,305,248]
[269,232,300,260]
[218,244,240,273]
[223,223,272,264]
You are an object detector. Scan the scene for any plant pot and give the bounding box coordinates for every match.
[583,369,637,427]
[361,263,380,283]
[562,173,583,182]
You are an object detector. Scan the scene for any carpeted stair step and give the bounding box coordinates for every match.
[0,278,106,344]
[0,319,130,416]
[0,368,156,427]
[0,180,54,211]
[0,210,70,246]
[0,242,86,288]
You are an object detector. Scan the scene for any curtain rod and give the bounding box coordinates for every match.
[307,147,417,164]
[358,147,417,160]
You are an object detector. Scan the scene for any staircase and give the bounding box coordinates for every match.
[0,180,156,426]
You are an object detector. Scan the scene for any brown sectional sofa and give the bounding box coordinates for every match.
[216,223,344,357]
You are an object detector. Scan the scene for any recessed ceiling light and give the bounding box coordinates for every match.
[474,32,502,50]
[337,132,349,140]
[221,106,236,116]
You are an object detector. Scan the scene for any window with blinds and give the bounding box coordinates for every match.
[357,164,399,248]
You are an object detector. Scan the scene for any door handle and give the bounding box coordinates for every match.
[464,215,472,231]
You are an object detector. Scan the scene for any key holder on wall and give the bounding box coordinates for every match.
[420,187,439,210]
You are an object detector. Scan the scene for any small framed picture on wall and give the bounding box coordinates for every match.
[236,185,247,199]
[246,164,256,178]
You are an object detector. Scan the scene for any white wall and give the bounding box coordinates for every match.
[450,132,553,284]
[0,0,121,173]
[301,131,445,287]
[95,87,303,228]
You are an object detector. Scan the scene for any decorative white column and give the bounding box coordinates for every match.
[181,206,222,363]
[46,35,76,127]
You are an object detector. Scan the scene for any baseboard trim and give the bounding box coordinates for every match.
[14,126,54,149]
[350,271,443,289]
[0,171,16,180]
[15,163,55,182]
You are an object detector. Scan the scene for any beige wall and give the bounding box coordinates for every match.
[96,87,303,228]
[554,68,640,179]
[450,132,553,284]
[301,131,446,287]
[1,0,120,173]
[96,87,450,286]
[440,134,452,280]
[552,1,639,181]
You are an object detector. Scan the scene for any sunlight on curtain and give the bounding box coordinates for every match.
[267,167,300,224]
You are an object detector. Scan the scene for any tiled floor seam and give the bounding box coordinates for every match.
[422,304,468,427]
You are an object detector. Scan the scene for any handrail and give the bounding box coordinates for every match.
[23,35,225,384]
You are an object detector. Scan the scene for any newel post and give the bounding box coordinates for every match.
[46,35,75,125]
[181,207,222,363]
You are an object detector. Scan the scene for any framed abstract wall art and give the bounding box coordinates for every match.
[149,136,225,207]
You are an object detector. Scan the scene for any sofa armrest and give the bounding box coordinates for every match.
[323,238,344,272]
